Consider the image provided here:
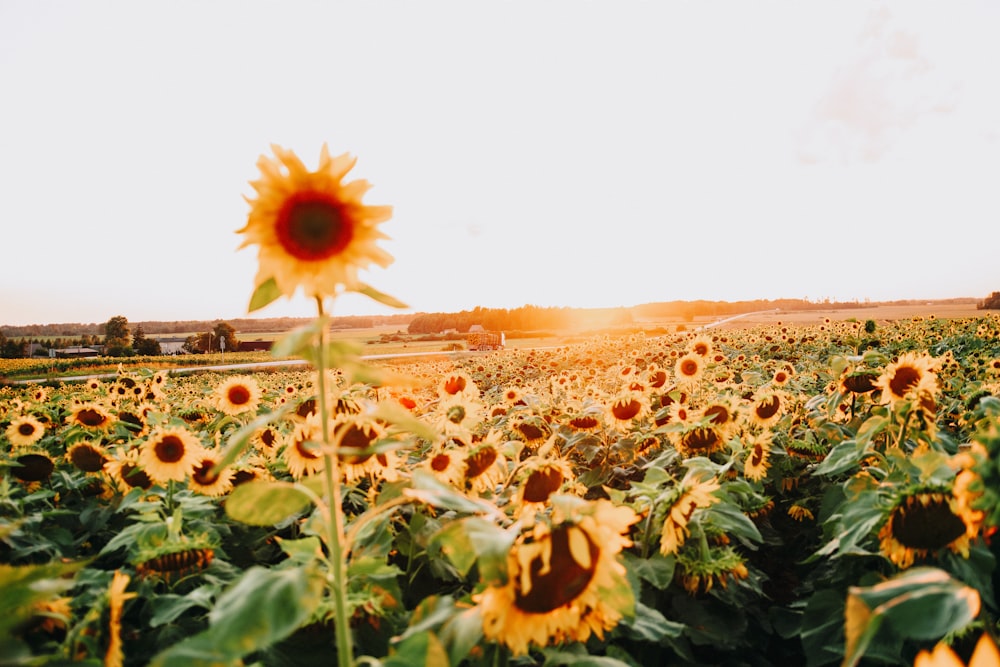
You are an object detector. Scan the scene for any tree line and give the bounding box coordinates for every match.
[0,313,413,339]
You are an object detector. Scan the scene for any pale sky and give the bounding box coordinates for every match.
[2,1,998,327]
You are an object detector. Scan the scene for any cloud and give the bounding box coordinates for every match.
[795,6,958,164]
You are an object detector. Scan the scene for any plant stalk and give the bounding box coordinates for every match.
[315,296,354,667]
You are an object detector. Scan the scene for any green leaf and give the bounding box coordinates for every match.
[248,277,282,313]
[0,560,85,642]
[150,564,325,667]
[270,318,325,359]
[842,568,981,667]
[813,439,867,477]
[438,605,484,667]
[274,536,323,565]
[541,647,636,667]
[371,401,439,442]
[623,551,675,590]
[225,480,314,526]
[355,282,409,309]
[149,585,216,627]
[620,601,685,643]
[800,589,847,667]
[703,502,762,547]
[404,470,504,517]
[212,405,292,476]
[384,630,449,667]
[430,517,515,582]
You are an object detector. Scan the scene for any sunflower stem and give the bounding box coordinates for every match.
[315,296,354,667]
[893,406,913,450]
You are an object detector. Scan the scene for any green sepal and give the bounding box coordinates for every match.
[356,282,409,309]
[248,277,282,313]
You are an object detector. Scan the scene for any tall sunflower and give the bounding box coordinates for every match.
[238,144,394,301]
[477,498,638,656]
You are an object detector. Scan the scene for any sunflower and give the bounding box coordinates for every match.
[104,448,153,492]
[878,485,980,569]
[139,426,203,485]
[674,424,726,458]
[332,413,392,483]
[675,545,750,595]
[214,375,262,416]
[699,394,741,440]
[29,596,72,636]
[251,425,285,460]
[423,445,465,488]
[675,353,705,388]
[874,351,939,408]
[115,402,154,437]
[434,393,485,437]
[189,451,235,497]
[645,365,670,390]
[105,571,137,667]
[839,369,880,395]
[11,452,55,483]
[477,498,638,656]
[914,633,1000,667]
[464,435,507,494]
[437,370,480,400]
[237,144,394,300]
[509,414,551,453]
[687,334,714,358]
[604,389,650,430]
[747,389,789,429]
[743,430,772,482]
[283,417,325,479]
[68,402,115,432]
[512,453,577,515]
[771,365,795,387]
[66,440,108,473]
[6,414,45,448]
[659,471,721,556]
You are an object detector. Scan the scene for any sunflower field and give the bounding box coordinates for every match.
[3,145,1000,666]
[2,312,999,666]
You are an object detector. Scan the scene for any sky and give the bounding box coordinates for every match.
[1,1,998,328]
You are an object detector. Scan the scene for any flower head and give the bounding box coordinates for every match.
[214,375,262,416]
[238,144,394,301]
[139,426,203,485]
[6,414,45,448]
[476,499,638,656]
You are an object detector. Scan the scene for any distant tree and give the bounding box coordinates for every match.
[132,325,162,356]
[212,322,239,353]
[104,316,131,342]
[103,316,131,356]
[1,336,29,358]
[184,322,238,353]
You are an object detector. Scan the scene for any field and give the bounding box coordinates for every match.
[3,305,1000,666]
